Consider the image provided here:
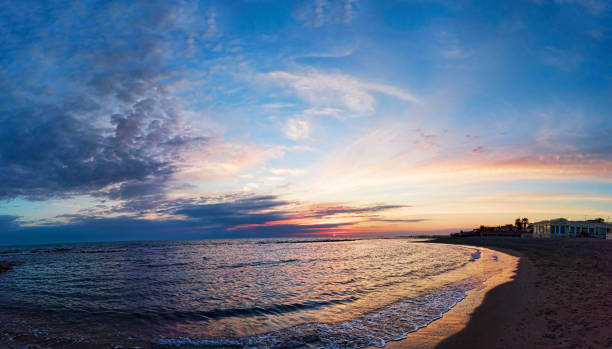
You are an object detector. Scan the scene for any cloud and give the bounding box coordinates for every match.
[304,204,408,218]
[368,218,428,223]
[471,146,485,154]
[284,118,311,140]
[0,98,206,201]
[303,107,344,119]
[0,215,19,231]
[436,32,472,60]
[412,129,440,151]
[243,182,259,192]
[173,195,290,225]
[305,45,356,58]
[0,1,207,201]
[177,142,288,181]
[293,0,357,27]
[268,168,307,177]
[0,215,208,245]
[265,70,418,117]
[0,196,418,244]
[204,8,218,38]
[262,103,296,110]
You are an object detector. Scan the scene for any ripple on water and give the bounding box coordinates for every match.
[0,239,482,349]
[155,279,479,348]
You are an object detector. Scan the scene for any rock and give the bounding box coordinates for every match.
[0,262,17,274]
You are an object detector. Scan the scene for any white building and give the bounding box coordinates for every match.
[532,218,610,239]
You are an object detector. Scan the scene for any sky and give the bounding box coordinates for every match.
[1,0,611,245]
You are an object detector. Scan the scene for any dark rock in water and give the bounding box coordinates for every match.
[0,262,17,274]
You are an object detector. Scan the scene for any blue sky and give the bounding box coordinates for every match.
[1,0,611,245]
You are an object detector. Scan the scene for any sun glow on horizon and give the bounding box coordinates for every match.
[1,0,611,244]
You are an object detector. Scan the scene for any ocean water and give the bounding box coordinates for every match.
[0,238,483,348]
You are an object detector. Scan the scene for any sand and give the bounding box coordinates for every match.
[388,237,612,349]
[382,245,522,349]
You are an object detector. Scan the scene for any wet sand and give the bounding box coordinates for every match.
[389,237,612,349]
[383,245,522,349]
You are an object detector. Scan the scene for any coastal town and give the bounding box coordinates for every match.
[452,217,611,239]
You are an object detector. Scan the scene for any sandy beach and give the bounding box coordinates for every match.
[393,237,612,349]
[382,245,521,349]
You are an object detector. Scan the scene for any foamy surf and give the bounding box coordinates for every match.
[0,239,487,348]
[155,279,479,349]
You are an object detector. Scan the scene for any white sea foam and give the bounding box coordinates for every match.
[1,239,481,348]
[154,279,479,348]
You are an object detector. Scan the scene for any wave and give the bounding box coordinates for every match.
[256,239,358,245]
[146,262,190,269]
[79,248,128,254]
[0,247,74,255]
[215,259,300,269]
[216,253,392,270]
[135,247,167,253]
[154,280,478,348]
[157,337,244,347]
[32,297,359,324]
[0,249,26,255]
[195,298,358,320]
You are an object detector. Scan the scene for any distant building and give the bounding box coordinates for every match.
[532,218,610,239]
[473,224,523,237]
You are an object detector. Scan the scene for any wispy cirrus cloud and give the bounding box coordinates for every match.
[268,168,308,177]
[2,0,611,243]
[303,204,408,218]
[264,70,418,118]
[175,141,290,181]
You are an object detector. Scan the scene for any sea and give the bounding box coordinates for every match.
[0,238,487,348]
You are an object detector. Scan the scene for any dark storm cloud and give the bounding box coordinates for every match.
[225,222,356,238]
[0,195,423,245]
[0,215,356,245]
[0,100,206,200]
[0,216,204,245]
[173,195,292,227]
[0,1,206,201]
[171,197,412,229]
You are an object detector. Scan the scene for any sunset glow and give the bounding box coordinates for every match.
[1,0,611,244]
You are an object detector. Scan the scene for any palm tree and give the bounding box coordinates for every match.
[515,218,522,230]
[521,218,529,231]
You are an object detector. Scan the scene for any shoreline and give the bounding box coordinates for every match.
[390,237,612,349]
[2,238,610,348]
[380,245,523,349]
[433,247,540,349]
